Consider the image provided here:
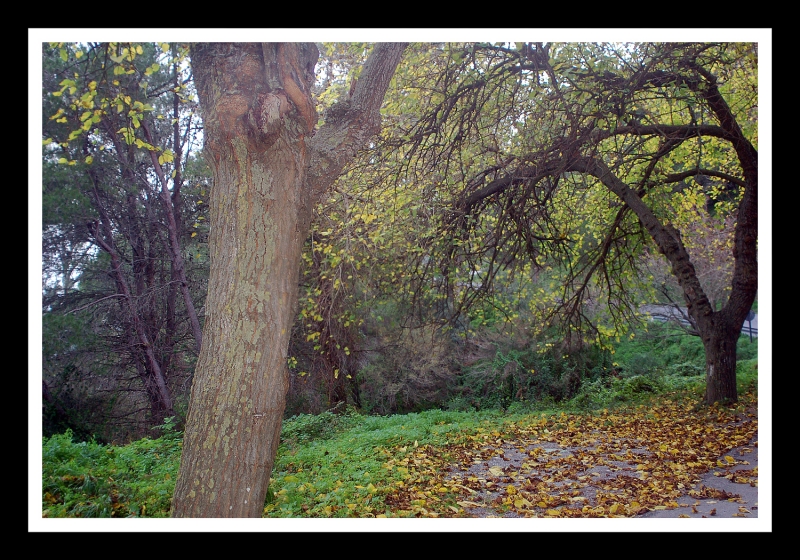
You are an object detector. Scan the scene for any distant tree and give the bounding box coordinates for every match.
[42,42,207,437]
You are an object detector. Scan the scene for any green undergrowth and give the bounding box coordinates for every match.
[42,417,183,518]
[265,407,510,517]
[41,333,759,518]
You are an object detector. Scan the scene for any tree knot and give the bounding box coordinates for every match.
[249,92,290,146]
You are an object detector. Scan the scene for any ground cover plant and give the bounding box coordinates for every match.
[41,331,758,519]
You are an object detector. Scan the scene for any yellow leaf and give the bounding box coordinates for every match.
[191,232,197,237]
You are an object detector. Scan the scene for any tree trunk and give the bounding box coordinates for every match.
[88,209,175,418]
[171,42,407,517]
[702,318,741,404]
[572,139,755,407]
[142,119,204,352]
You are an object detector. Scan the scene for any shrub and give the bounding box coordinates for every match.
[668,361,704,377]
[444,395,475,412]
[620,352,664,379]
[736,336,758,361]
[612,374,664,401]
[281,403,362,446]
[357,325,458,415]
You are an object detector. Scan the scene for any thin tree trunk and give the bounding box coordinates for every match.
[88,199,175,417]
[142,120,204,353]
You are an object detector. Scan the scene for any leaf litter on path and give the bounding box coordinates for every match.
[380,390,757,519]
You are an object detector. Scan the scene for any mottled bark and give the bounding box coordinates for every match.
[172,42,406,517]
